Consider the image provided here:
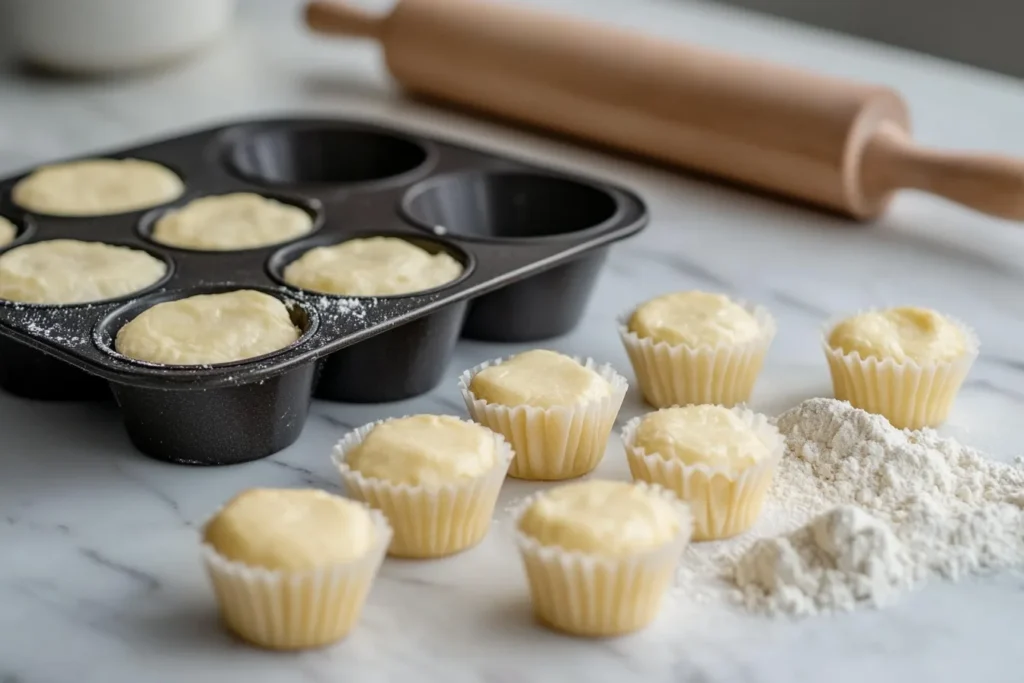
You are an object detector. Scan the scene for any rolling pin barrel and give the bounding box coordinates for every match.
[306,0,1024,221]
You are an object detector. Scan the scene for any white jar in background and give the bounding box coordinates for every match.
[2,0,237,75]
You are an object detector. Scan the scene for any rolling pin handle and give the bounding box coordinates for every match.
[864,123,1024,221]
[305,1,386,40]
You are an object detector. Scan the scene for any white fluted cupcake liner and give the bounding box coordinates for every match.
[458,356,627,481]
[617,301,776,408]
[512,482,692,637]
[621,407,782,541]
[332,416,514,558]
[201,507,392,650]
[822,314,979,430]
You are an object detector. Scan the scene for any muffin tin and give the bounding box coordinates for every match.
[0,117,648,466]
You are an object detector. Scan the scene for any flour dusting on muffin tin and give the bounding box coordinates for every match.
[0,117,648,466]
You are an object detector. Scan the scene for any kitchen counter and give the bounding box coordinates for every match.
[2,1,1024,681]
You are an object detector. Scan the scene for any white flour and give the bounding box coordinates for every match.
[672,398,1024,617]
[734,505,913,616]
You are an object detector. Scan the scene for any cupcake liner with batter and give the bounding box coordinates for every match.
[459,356,628,481]
[822,313,979,430]
[332,416,514,558]
[512,482,692,637]
[201,507,392,650]
[617,301,776,408]
[621,407,782,541]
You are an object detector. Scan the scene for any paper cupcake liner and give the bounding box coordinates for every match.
[201,507,392,650]
[821,313,979,430]
[620,407,782,541]
[458,356,628,481]
[617,301,776,408]
[332,416,514,558]
[512,482,692,637]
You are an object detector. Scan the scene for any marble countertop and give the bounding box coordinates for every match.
[3,1,1024,681]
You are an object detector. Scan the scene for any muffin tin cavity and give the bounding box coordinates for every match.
[402,171,622,240]
[0,334,111,401]
[269,233,473,403]
[0,240,175,309]
[94,286,317,369]
[138,192,324,252]
[267,232,474,298]
[227,124,432,188]
[114,360,319,466]
[93,287,319,465]
[0,212,34,252]
[0,117,647,465]
[9,157,186,218]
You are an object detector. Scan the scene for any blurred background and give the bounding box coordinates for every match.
[0,0,1019,79]
[1,1,1022,79]
[709,0,1024,78]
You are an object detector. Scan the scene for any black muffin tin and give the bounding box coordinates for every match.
[0,117,647,466]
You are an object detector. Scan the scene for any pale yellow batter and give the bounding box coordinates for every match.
[346,415,496,487]
[12,159,184,216]
[203,488,376,571]
[828,307,967,363]
[0,239,167,305]
[0,216,15,247]
[469,349,611,409]
[151,193,314,251]
[633,405,770,470]
[282,237,463,297]
[518,480,680,556]
[115,290,301,366]
[628,291,761,347]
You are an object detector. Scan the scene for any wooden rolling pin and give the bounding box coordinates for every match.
[306,0,1024,221]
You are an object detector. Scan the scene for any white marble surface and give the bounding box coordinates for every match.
[3,1,1024,681]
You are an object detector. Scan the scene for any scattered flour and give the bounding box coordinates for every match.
[672,398,1024,618]
[734,505,913,616]
[290,291,373,326]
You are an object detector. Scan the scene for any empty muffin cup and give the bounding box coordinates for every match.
[269,233,473,403]
[402,171,624,342]
[95,287,319,465]
[226,123,432,189]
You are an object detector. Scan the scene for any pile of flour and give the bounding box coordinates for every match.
[673,398,1024,617]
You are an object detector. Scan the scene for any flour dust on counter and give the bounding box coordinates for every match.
[670,398,1024,618]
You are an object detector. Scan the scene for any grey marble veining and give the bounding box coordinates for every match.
[2,1,1024,681]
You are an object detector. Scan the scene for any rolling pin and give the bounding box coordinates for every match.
[305,0,1024,221]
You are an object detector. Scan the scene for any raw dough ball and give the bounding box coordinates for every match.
[115,290,302,365]
[629,291,761,346]
[0,239,167,305]
[633,405,770,469]
[12,158,184,216]
[346,415,497,487]
[0,216,16,247]
[469,349,610,408]
[518,480,680,556]
[828,307,967,363]
[203,488,376,571]
[282,236,462,296]
[152,193,314,251]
